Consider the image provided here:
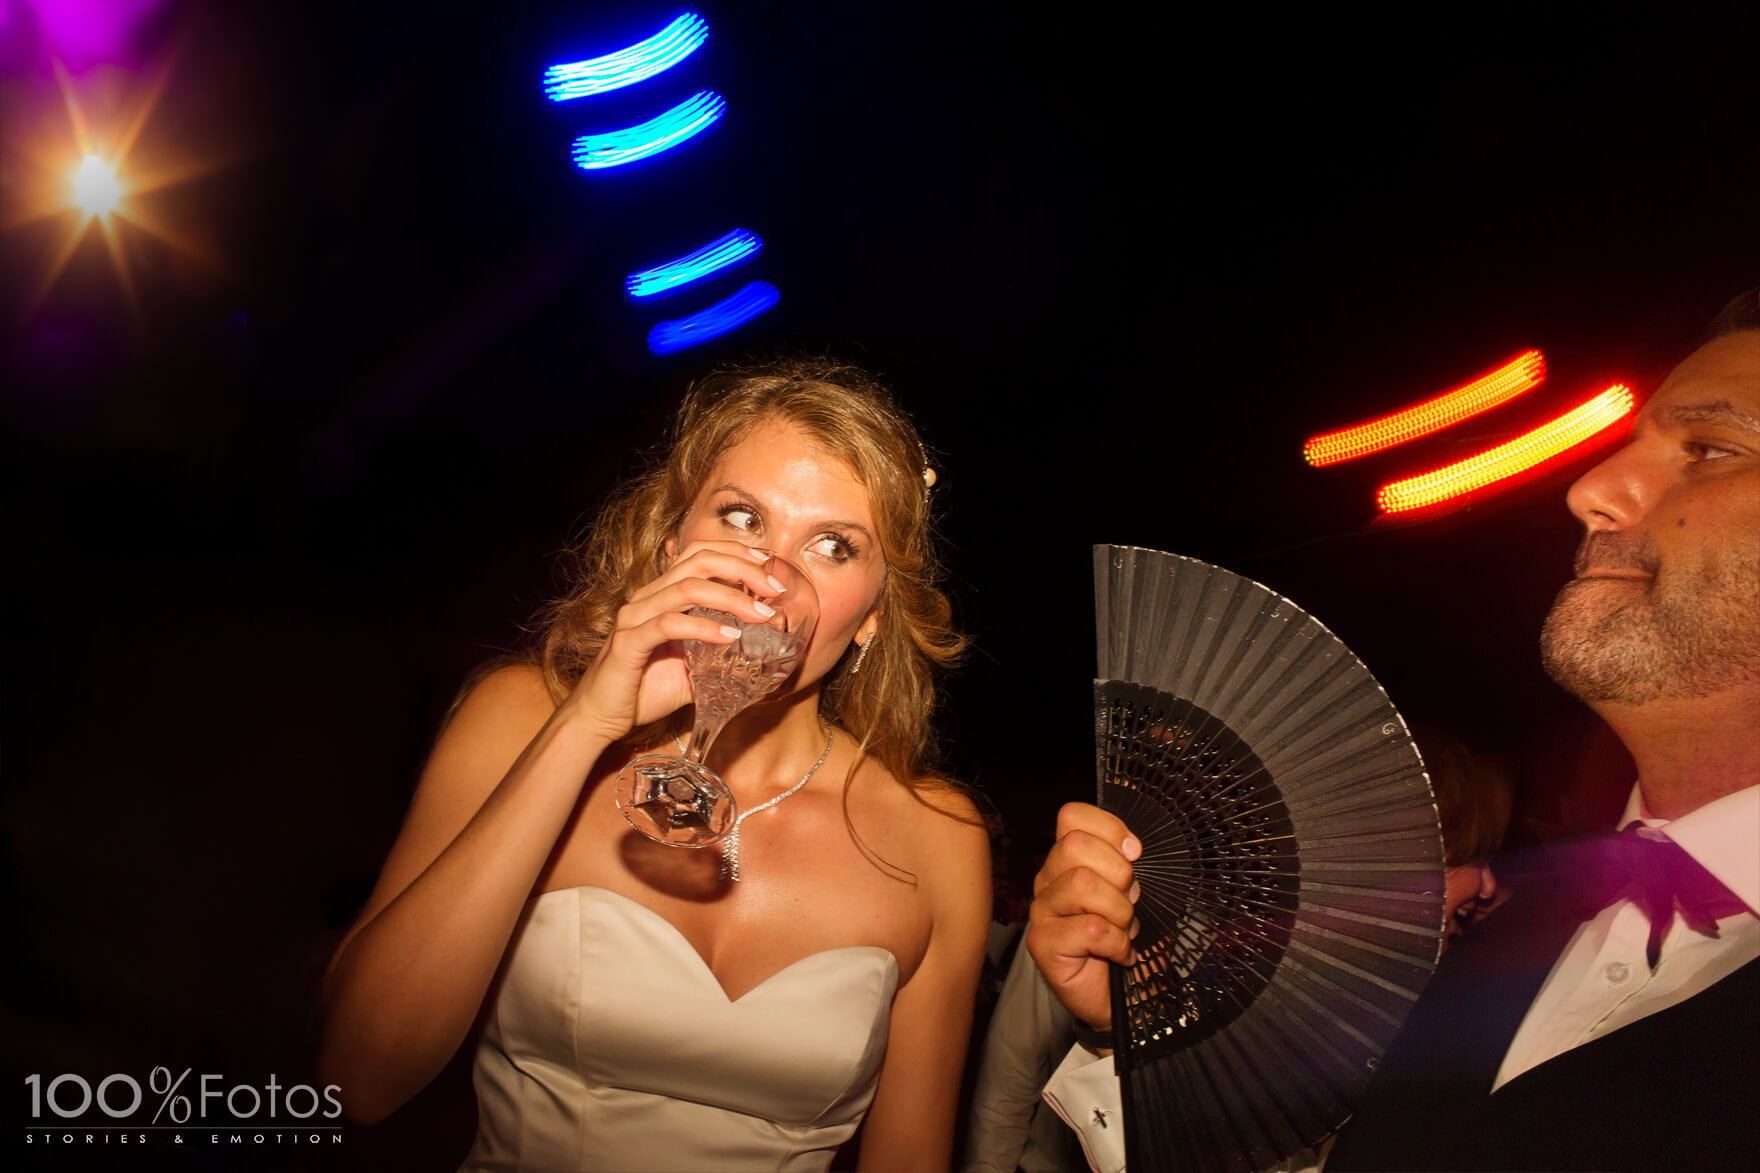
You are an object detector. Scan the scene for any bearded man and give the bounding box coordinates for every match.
[1025,295,1759,1172]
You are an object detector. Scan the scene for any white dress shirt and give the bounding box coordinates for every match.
[1492,783,1759,1089]
[1041,1046,1125,1173]
[1044,783,1760,1171]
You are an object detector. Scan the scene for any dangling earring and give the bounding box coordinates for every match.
[848,636,872,675]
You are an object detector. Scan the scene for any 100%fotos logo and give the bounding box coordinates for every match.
[25,1067,342,1122]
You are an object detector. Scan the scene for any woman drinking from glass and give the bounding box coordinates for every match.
[319,357,990,1172]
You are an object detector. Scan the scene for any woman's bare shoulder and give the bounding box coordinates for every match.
[334,663,559,949]
[858,763,989,877]
[420,663,555,804]
[451,662,554,723]
[892,777,991,953]
[905,777,988,835]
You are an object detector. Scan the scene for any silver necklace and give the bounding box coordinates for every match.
[674,724,835,882]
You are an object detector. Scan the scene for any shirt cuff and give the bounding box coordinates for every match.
[1041,1044,1124,1173]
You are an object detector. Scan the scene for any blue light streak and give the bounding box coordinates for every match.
[648,281,780,355]
[543,12,710,101]
[572,90,726,170]
[626,229,763,299]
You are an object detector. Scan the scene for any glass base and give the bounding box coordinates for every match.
[614,754,737,847]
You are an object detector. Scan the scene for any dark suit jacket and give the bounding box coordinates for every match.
[1326,838,1760,1171]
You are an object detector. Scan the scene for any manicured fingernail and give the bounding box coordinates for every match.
[1128,881,1140,904]
[745,547,769,561]
[1123,836,1142,861]
[1128,949,1140,966]
[718,625,741,640]
[1129,918,1140,939]
[766,575,786,593]
[752,600,776,618]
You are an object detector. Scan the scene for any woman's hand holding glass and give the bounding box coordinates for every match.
[561,541,785,749]
[615,552,819,847]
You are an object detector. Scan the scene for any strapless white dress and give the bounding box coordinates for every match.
[459,886,898,1173]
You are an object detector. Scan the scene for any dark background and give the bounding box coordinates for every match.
[4,1,1755,1168]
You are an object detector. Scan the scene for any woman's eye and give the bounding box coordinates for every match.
[719,507,761,533]
[808,535,853,562]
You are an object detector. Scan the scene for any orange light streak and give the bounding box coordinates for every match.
[1304,349,1547,466]
[1376,385,1635,514]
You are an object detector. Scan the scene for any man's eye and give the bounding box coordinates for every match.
[1686,441,1737,462]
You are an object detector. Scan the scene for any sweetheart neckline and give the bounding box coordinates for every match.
[531,884,898,1005]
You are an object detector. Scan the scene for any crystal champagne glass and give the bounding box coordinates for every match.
[614,553,819,847]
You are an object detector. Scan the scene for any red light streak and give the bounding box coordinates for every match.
[1376,385,1635,514]
[1304,349,1547,467]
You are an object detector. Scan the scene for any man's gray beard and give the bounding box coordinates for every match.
[1539,557,1760,704]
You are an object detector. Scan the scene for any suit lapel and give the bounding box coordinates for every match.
[1327,840,1603,1170]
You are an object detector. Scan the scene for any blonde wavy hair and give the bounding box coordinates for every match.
[533,356,970,801]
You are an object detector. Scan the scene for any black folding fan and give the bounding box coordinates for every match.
[1093,546,1446,1173]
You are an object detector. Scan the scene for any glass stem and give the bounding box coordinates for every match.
[683,709,728,766]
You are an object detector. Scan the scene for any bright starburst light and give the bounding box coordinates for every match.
[9,48,225,323]
[71,154,124,217]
